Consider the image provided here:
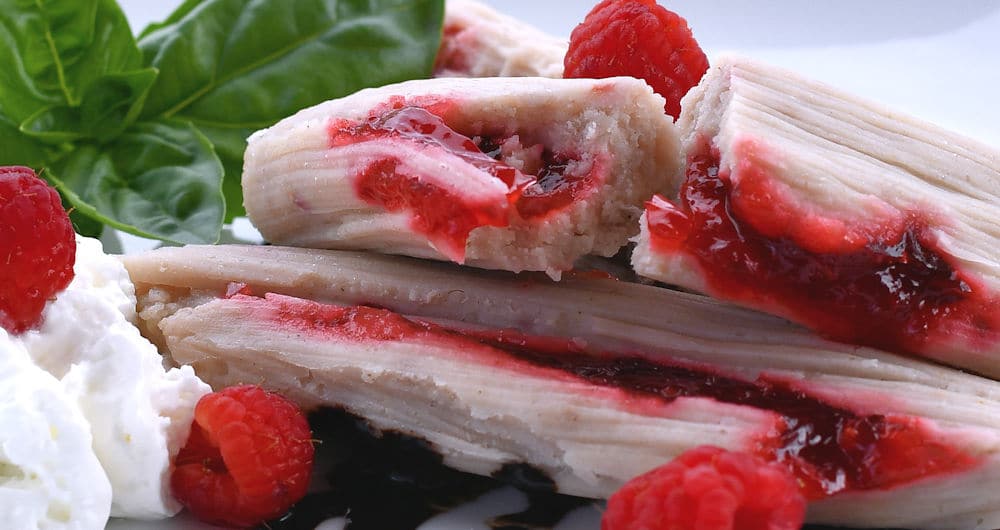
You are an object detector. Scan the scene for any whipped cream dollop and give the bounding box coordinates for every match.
[0,328,112,529]
[10,236,211,524]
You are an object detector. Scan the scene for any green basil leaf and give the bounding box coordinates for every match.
[139,0,444,220]
[0,114,53,167]
[68,204,105,238]
[140,0,443,123]
[189,121,252,219]
[47,119,225,244]
[136,0,202,39]
[0,3,63,122]
[19,68,158,143]
[2,0,444,244]
[0,0,143,125]
[18,104,82,143]
[79,68,159,139]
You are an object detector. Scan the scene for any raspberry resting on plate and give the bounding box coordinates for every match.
[602,446,806,530]
[171,384,314,528]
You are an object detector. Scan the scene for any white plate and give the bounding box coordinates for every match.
[110,1,1000,528]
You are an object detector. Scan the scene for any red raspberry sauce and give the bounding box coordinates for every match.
[248,294,978,499]
[328,104,597,261]
[646,144,999,358]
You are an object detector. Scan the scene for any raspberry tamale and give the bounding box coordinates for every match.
[435,0,567,79]
[125,244,1000,530]
[241,76,680,278]
[633,56,1000,377]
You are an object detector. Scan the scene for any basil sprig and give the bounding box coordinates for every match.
[0,0,444,243]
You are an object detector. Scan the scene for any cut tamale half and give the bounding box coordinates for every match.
[242,76,680,278]
[633,55,1000,377]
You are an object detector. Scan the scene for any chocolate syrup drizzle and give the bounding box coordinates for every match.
[265,408,589,530]
[264,408,901,530]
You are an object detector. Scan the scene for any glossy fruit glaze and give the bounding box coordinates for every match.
[645,141,998,358]
[245,293,979,500]
[328,100,599,261]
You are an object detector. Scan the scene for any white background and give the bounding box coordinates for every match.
[119,0,1000,147]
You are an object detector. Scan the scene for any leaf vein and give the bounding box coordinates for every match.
[161,21,332,119]
[36,0,76,106]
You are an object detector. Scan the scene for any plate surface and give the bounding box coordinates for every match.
[109,1,1000,528]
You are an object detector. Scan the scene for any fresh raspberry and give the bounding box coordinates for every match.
[0,166,76,334]
[564,0,710,118]
[171,385,315,528]
[603,446,806,530]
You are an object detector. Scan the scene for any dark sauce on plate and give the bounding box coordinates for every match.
[266,408,589,530]
[265,408,904,530]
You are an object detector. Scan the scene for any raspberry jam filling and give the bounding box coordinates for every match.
[328,104,598,260]
[646,145,999,356]
[249,293,977,499]
[474,135,594,220]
